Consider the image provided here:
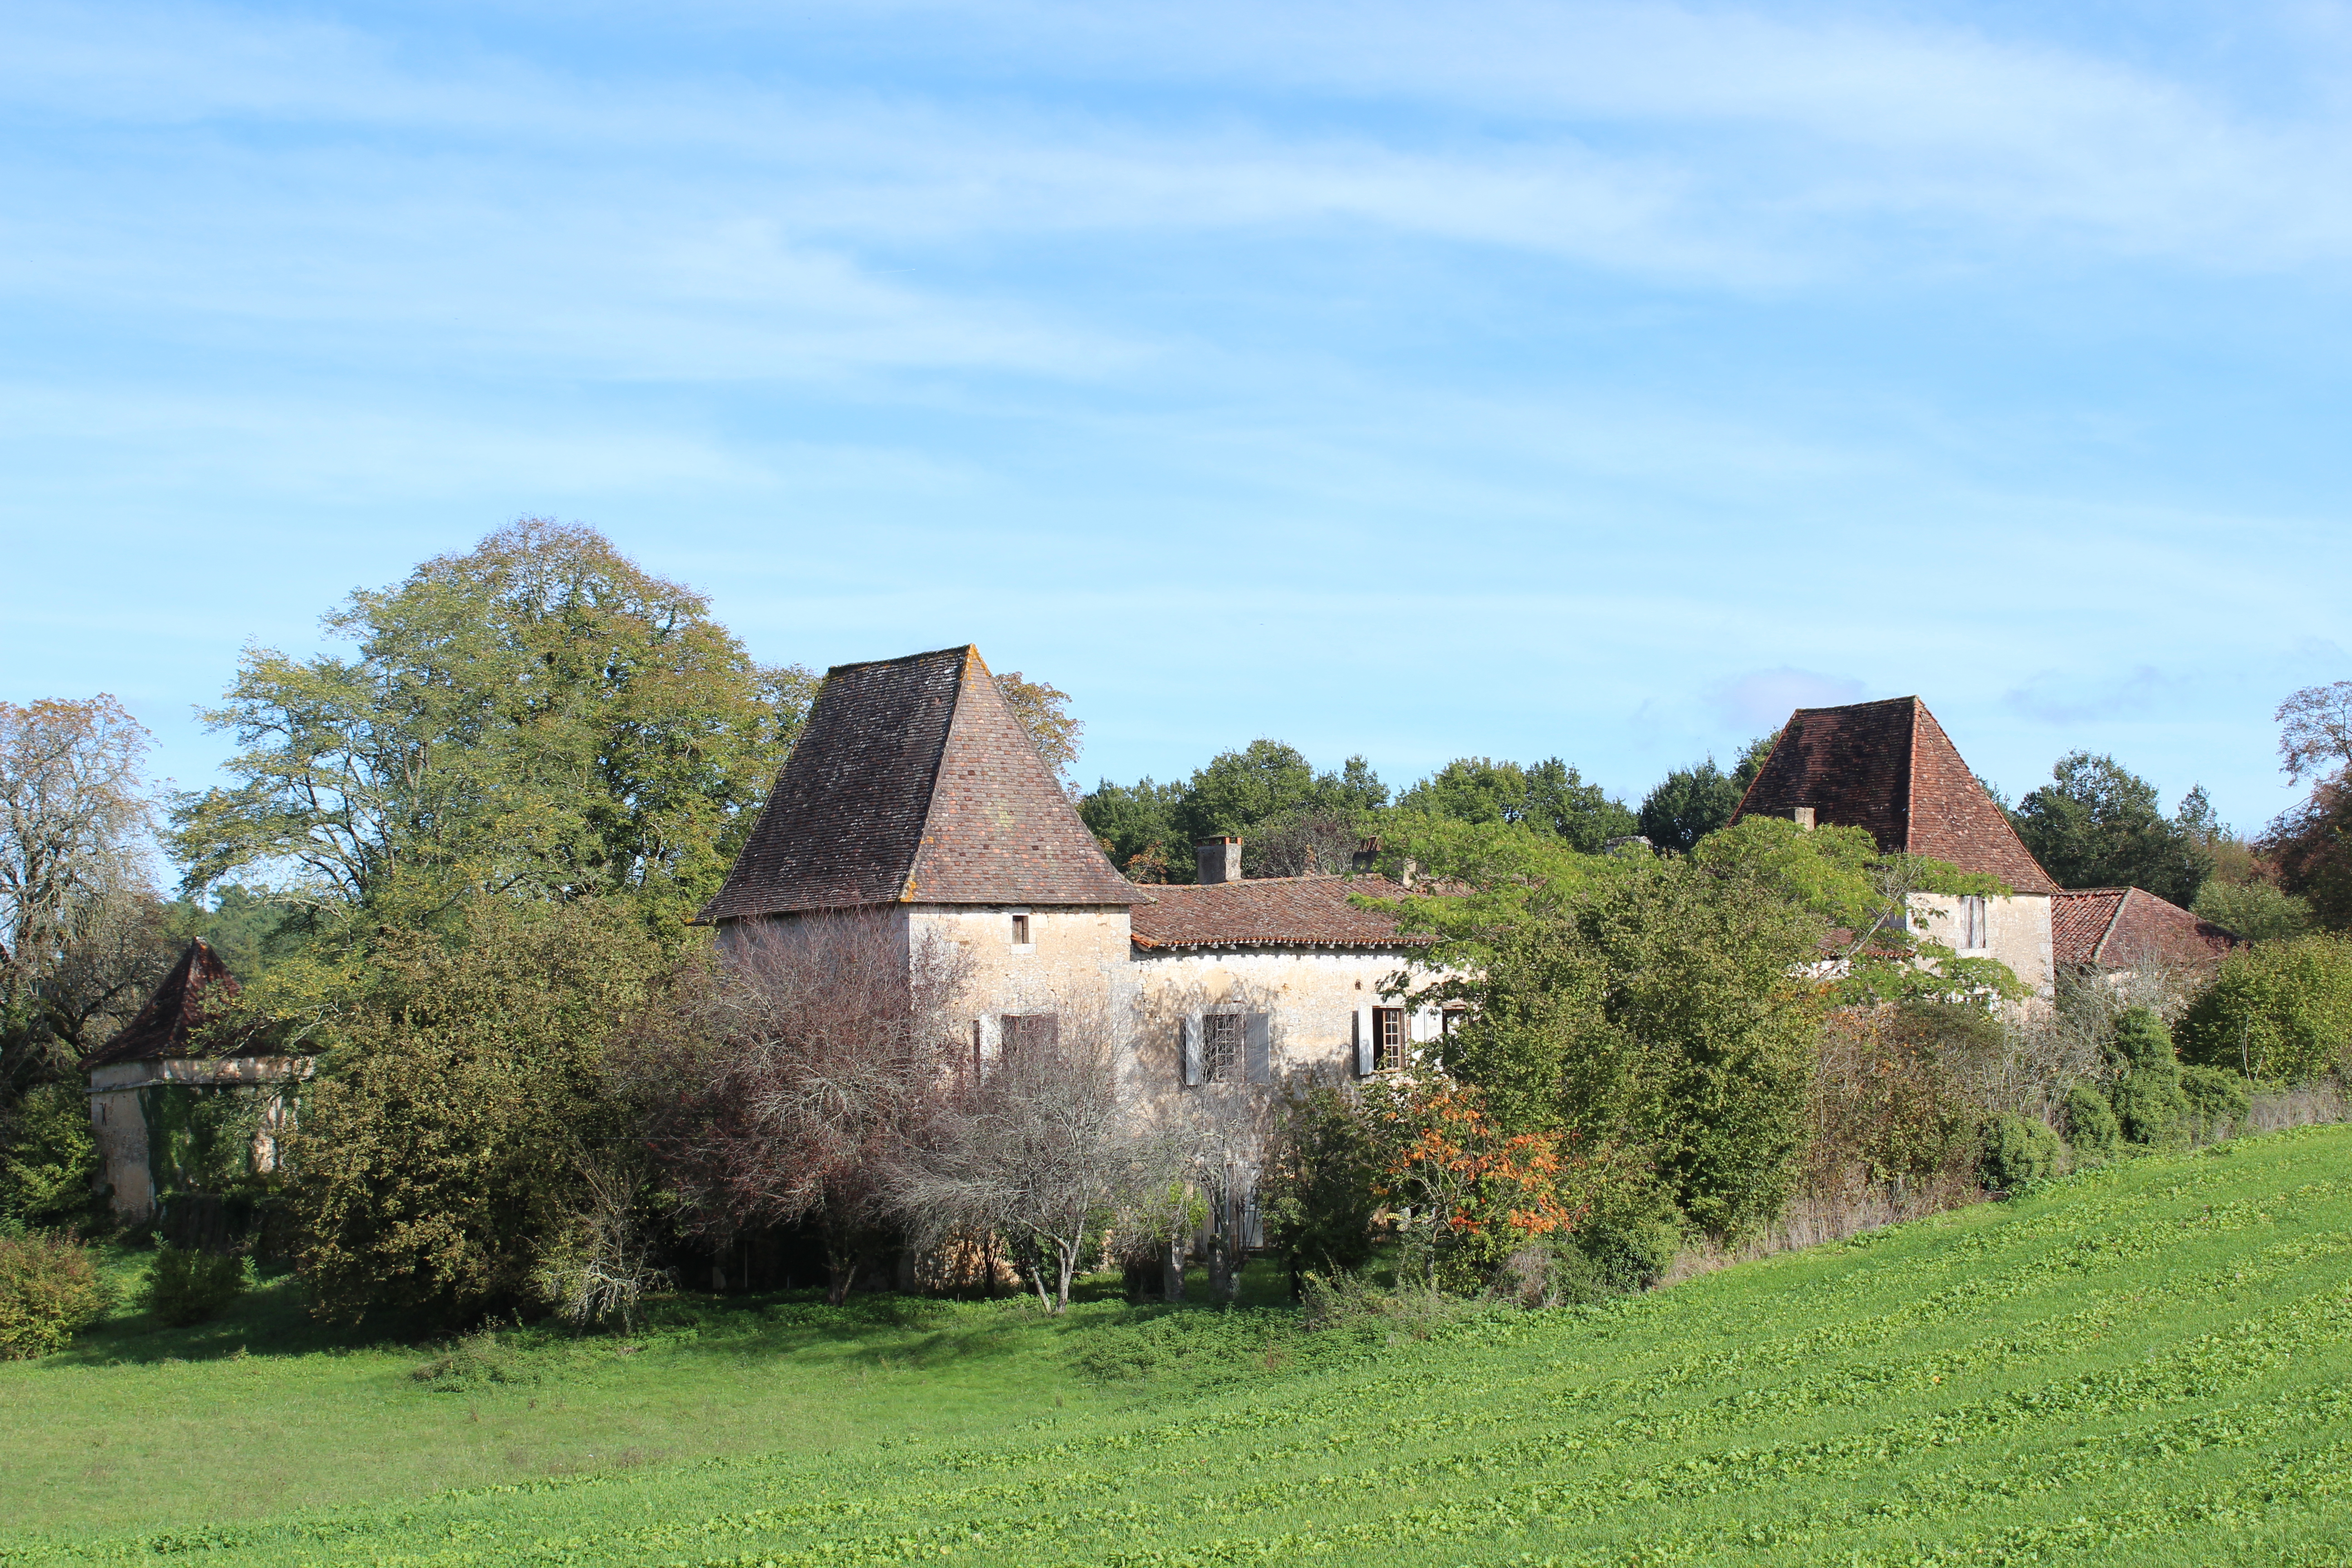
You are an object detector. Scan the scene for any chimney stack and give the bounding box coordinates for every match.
[1196,836,1242,885]
[1792,807,1816,831]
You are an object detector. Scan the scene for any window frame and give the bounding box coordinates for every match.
[1203,1010,1243,1083]
[1372,1006,1407,1073]
[1009,909,1033,950]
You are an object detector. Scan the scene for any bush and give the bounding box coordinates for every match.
[0,1080,103,1230]
[2064,1085,2121,1161]
[2193,880,2312,943]
[1978,1114,2063,1190]
[2110,1007,2176,1073]
[143,1245,249,1327]
[2112,1070,2190,1146]
[2178,934,2352,1083]
[1260,1084,1384,1280]
[0,1231,110,1358]
[2180,1066,2251,1140]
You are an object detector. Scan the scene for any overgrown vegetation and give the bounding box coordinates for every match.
[0,1230,108,1359]
[11,1127,2352,1562]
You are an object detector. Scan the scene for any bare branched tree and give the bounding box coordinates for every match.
[618,912,970,1304]
[891,996,1169,1313]
[2277,681,2352,786]
[0,697,155,1002]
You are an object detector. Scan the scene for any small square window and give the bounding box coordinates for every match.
[1010,913,1030,945]
[1373,1007,1406,1073]
[1205,1013,1242,1082]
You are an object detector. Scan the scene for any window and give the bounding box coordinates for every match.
[1959,896,1989,951]
[1000,1013,1058,1061]
[1373,1006,1407,1073]
[1441,1007,1466,1037]
[1010,912,1031,946]
[1204,1012,1242,1082]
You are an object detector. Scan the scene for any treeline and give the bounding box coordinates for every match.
[1081,711,2328,947]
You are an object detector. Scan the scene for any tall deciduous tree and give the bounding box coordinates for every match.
[288,896,671,1326]
[1400,757,1636,853]
[0,696,154,1003]
[171,521,812,930]
[995,672,1082,793]
[2011,752,2214,906]
[1638,760,1743,854]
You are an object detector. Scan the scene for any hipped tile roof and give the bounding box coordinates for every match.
[83,940,270,1069]
[699,645,1140,921]
[1732,696,2059,895]
[1128,875,1434,951]
[2052,887,2237,970]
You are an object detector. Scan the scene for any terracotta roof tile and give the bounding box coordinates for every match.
[2053,887,2236,970]
[83,941,269,1069]
[1733,696,2058,895]
[1128,875,1434,951]
[700,645,1138,921]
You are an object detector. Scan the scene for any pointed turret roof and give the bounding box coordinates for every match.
[83,939,263,1069]
[699,645,1141,922]
[1731,696,2058,895]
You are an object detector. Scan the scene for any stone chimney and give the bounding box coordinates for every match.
[1792,807,1816,831]
[1196,836,1242,885]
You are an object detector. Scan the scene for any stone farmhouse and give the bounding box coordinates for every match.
[696,644,1448,1114]
[1730,695,2234,991]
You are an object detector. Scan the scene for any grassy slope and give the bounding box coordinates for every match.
[8,1125,2352,1564]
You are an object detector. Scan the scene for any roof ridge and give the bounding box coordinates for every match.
[825,643,977,679]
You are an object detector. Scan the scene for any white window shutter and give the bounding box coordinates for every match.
[1181,1015,1201,1087]
[1245,1013,1273,1085]
[1354,1006,1375,1076]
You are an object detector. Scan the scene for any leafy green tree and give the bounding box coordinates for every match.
[1399,758,1636,853]
[995,672,1082,792]
[1259,1083,1385,1284]
[1638,760,1744,854]
[2011,753,2214,905]
[1086,742,1387,883]
[171,521,812,933]
[287,896,671,1326]
[2263,775,2352,931]
[2192,879,2313,943]
[2176,933,2352,1082]
[1077,777,1186,882]
[1172,740,1385,844]
[1406,850,1824,1238]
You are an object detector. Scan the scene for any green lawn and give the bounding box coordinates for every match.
[10,1125,2352,1564]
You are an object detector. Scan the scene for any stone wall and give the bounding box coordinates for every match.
[1908,891,2056,998]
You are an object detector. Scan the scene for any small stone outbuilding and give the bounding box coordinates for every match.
[83,940,309,1221]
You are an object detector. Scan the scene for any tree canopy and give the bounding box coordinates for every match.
[170,521,813,931]
[2010,751,2215,906]
[1079,740,1386,883]
[1396,757,1637,853]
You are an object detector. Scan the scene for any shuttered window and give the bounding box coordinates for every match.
[1204,1012,1242,1082]
[1373,1007,1406,1073]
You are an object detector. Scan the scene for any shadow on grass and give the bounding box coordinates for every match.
[49,1246,1314,1387]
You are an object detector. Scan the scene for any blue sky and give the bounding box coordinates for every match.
[5,0,2348,840]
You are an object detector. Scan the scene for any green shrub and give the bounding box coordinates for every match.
[1978,1113,2063,1190]
[2180,1065,2251,1140]
[143,1246,249,1327]
[1260,1084,1383,1280]
[0,1080,103,1230]
[0,1231,110,1358]
[2110,1007,2176,1072]
[2177,934,2352,1083]
[2193,880,2313,943]
[2064,1085,2121,1161]
[2112,1070,2191,1146]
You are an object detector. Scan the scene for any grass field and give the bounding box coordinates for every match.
[10,1125,2352,1565]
